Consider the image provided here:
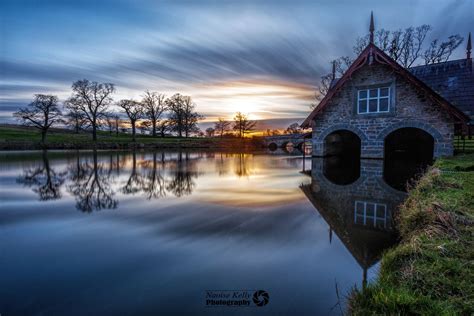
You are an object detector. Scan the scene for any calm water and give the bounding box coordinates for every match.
[0,150,414,315]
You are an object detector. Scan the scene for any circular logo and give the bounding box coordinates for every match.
[252,290,270,307]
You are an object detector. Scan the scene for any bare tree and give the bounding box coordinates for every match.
[68,79,115,141]
[166,94,185,137]
[118,99,142,142]
[13,94,62,143]
[353,25,432,67]
[314,25,462,106]
[205,127,215,137]
[138,120,151,134]
[157,119,169,137]
[167,94,203,137]
[314,73,334,105]
[142,91,167,137]
[233,112,256,138]
[214,117,231,137]
[104,113,116,135]
[182,96,203,137]
[64,99,88,133]
[286,123,301,134]
[424,35,464,64]
[313,57,352,105]
[114,114,120,136]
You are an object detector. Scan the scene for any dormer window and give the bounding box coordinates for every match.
[357,87,390,114]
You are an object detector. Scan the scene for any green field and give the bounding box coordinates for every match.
[0,125,244,149]
[349,154,474,315]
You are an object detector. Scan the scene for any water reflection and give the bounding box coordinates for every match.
[302,158,406,285]
[12,150,272,212]
[1,150,420,315]
[16,150,67,200]
[67,151,118,212]
[141,152,167,199]
[165,152,199,197]
[384,152,432,191]
[323,155,360,185]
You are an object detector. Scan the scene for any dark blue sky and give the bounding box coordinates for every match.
[1,0,473,123]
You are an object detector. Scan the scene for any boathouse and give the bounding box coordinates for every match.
[301,15,473,158]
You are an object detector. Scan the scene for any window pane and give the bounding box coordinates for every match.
[380,87,389,97]
[358,100,367,113]
[379,98,389,112]
[358,90,367,99]
[376,205,386,217]
[369,99,377,112]
[366,203,375,217]
[369,89,378,98]
[356,201,364,213]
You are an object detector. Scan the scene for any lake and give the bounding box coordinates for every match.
[0,150,417,315]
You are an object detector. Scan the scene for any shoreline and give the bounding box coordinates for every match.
[348,154,474,315]
[0,125,264,151]
[0,141,262,151]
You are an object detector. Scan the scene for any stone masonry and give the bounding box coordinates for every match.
[311,63,456,158]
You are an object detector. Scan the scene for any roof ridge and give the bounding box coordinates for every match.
[409,58,470,69]
[301,43,469,128]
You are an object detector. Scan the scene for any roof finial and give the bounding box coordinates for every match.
[332,60,336,80]
[369,11,375,44]
[467,32,472,59]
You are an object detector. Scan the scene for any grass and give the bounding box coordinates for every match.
[0,125,233,148]
[349,154,474,315]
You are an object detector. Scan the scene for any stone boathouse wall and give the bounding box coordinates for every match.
[311,63,456,158]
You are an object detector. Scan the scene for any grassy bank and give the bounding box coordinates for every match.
[349,154,474,315]
[0,125,261,150]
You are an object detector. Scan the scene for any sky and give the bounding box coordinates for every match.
[1,0,473,126]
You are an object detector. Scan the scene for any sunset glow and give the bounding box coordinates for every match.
[1,0,472,128]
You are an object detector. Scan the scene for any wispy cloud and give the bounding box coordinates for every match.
[1,0,472,123]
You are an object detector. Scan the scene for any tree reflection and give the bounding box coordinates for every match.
[141,152,167,199]
[67,150,118,212]
[122,151,145,195]
[166,152,198,197]
[215,153,229,176]
[234,153,250,177]
[17,150,66,200]
[120,151,199,199]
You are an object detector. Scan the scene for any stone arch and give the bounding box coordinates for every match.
[323,130,362,157]
[376,120,444,144]
[311,158,365,191]
[316,124,368,143]
[268,143,278,151]
[377,120,446,158]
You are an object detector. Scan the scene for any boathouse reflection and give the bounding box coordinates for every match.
[301,157,406,285]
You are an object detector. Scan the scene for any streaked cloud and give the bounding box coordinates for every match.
[1,0,472,124]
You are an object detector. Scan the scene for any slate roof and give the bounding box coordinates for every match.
[302,44,469,128]
[409,59,474,123]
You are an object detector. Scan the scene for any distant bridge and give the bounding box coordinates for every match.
[262,133,312,151]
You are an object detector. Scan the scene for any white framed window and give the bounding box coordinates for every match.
[357,86,390,114]
[354,201,389,229]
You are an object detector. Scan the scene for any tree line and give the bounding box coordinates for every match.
[13,79,203,143]
[205,112,257,138]
[13,79,263,143]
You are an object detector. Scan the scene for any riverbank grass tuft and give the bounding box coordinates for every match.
[349,154,474,315]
